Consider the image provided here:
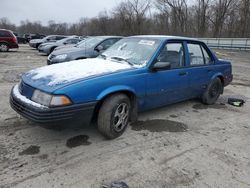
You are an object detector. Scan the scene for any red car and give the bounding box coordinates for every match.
[0,29,19,52]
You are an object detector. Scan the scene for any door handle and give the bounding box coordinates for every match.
[179,72,188,76]
[207,69,213,72]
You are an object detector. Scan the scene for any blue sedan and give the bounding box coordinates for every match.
[10,35,233,139]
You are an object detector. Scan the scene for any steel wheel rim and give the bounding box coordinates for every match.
[113,103,129,132]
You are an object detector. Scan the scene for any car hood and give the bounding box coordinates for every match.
[30,39,43,43]
[22,58,134,93]
[41,42,55,46]
[51,46,90,56]
[54,44,75,51]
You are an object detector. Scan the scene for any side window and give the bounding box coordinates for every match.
[157,42,184,69]
[70,39,81,44]
[56,36,65,40]
[0,31,11,37]
[201,46,213,64]
[65,39,73,44]
[99,39,119,50]
[47,36,55,41]
[187,43,204,66]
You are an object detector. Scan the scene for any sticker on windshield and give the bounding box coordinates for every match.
[138,40,155,46]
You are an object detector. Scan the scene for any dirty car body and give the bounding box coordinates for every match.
[38,37,83,56]
[47,36,122,65]
[10,35,233,138]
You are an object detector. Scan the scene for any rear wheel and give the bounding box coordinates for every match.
[97,94,131,139]
[202,78,223,105]
[0,43,9,52]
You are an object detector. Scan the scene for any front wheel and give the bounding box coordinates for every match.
[202,78,223,105]
[97,94,131,139]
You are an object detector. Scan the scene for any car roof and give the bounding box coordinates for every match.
[129,35,199,42]
[0,29,12,32]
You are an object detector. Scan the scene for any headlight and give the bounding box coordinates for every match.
[55,54,67,60]
[31,90,52,106]
[31,89,72,107]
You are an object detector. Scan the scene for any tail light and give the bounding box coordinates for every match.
[12,36,17,43]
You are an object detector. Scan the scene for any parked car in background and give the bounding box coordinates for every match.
[13,32,27,44]
[10,35,233,139]
[38,36,83,55]
[29,35,67,49]
[53,36,88,52]
[0,29,18,52]
[27,33,46,42]
[47,36,122,65]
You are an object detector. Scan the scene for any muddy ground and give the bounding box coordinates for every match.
[0,45,250,188]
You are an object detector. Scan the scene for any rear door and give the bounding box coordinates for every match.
[186,42,215,97]
[145,41,191,109]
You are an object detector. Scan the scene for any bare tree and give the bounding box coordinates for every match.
[113,0,151,35]
[195,0,210,37]
[0,0,248,38]
[238,0,250,37]
[209,0,235,37]
[155,0,188,35]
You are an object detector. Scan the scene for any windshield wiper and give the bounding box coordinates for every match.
[110,56,133,66]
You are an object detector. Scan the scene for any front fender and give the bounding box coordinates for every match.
[96,85,136,100]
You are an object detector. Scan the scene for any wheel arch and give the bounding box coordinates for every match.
[92,86,138,123]
[210,73,224,93]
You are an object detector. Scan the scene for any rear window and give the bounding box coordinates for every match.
[0,30,12,37]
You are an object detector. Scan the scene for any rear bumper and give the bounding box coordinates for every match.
[10,87,97,125]
[224,74,233,86]
[9,43,19,49]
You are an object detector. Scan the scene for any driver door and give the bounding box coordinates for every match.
[145,41,190,109]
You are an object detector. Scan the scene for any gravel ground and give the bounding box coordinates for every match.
[0,45,250,188]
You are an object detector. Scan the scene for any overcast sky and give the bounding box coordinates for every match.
[0,0,123,25]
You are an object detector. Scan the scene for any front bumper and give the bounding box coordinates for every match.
[38,48,50,55]
[47,57,67,65]
[10,87,97,125]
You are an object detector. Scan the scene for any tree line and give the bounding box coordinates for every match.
[1,0,249,38]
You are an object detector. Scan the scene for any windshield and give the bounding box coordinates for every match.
[56,37,73,44]
[42,36,53,42]
[102,38,161,66]
[76,37,103,48]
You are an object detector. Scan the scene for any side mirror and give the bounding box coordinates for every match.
[152,61,171,71]
[95,45,104,52]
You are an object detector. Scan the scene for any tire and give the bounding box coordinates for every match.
[0,43,9,52]
[202,78,223,105]
[97,94,131,139]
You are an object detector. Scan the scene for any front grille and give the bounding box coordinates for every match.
[19,81,35,99]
